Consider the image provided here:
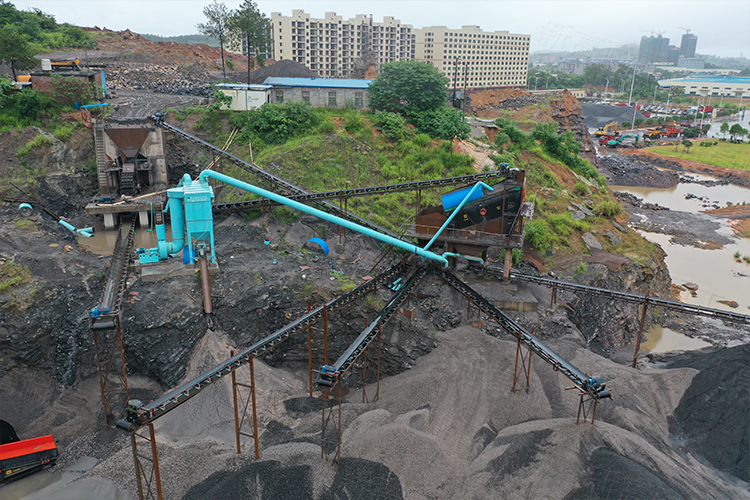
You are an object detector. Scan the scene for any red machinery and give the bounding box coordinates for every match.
[0,422,59,483]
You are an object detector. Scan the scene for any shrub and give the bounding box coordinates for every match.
[594,200,623,217]
[18,133,52,156]
[316,117,336,135]
[413,106,470,141]
[343,111,366,134]
[524,219,557,253]
[372,110,408,141]
[573,182,589,196]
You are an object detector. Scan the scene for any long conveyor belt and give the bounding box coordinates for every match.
[478,266,750,326]
[91,222,135,329]
[437,268,611,400]
[318,266,428,386]
[117,260,410,430]
[212,169,514,212]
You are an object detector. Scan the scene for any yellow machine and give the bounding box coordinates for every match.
[594,122,619,137]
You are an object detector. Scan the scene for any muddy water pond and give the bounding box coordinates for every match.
[77,221,173,257]
[613,172,750,351]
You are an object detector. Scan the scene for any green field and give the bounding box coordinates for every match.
[644,140,750,171]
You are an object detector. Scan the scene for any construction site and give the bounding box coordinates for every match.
[1,28,750,500]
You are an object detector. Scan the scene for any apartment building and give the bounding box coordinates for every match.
[414,26,530,89]
[269,10,415,78]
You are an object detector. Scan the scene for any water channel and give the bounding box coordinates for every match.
[611,170,750,353]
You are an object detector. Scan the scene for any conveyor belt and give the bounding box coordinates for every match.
[117,260,410,430]
[213,170,514,212]
[152,115,399,239]
[480,267,750,326]
[437,268,610,400]
[318,266,428,386]
[91,222,135,329]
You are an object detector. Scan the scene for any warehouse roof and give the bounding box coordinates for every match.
[263,77,372,89]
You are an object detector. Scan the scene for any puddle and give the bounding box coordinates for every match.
[612,176,750,213]
[1,457,131,500]
[77,221,173,256]
[641,325,711,353]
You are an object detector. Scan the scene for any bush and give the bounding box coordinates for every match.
[524,219,557,253]
[372,110,408,141]
[18,133,52,156]
[343,110,366,134]
[594,200,623,217]
[316,117,336,135]
[413,105,470,141]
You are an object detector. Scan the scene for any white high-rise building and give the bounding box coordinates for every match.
[415,26,530,89]
[269,10,415,78]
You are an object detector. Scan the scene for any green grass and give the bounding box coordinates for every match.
[0,259,31,292]
[18,134,52,156]
[645,140,750,170]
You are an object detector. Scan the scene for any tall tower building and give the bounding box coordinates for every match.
[680,33,697,58]
[414,26,530,89]
[638,35,670,63]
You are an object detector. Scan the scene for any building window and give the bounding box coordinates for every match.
[354,92,363,108]
[328,91,337,106]
[302,90,310,104]
[275,90,284,104]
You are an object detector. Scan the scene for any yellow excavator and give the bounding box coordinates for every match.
[594,122,620,137]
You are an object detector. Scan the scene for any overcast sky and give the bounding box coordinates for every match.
[12,0,750,59]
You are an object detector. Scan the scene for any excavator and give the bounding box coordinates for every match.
[605,134,636,148]
[594,122,620,137]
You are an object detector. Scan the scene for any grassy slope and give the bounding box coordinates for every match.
[644,140,750,170]
[179,108,659,268]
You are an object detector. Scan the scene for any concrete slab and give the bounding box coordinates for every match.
[458,276,538,312]
[135,258,220,283]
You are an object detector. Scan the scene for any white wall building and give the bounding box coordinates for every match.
[269,10,414,78]
[658,75,750,97]
[414,26,530,89]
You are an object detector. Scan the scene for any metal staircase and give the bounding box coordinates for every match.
[94,122,111,196]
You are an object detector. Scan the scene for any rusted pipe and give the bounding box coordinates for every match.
[200,253,213,314]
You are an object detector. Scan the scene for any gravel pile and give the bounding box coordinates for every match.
[598,155,679,188]
[107,63,214,96]
[582,103,646,129]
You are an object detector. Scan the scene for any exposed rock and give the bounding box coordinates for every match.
[582,232,603,250]
[604,229,624,246]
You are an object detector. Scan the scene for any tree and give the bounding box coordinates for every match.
[197,0,230,80]
[227,1,272,84]
[681,139,693,153]
[729,123,744,140]
[368,61,449,115]
[0,25,38,80]
[720,122,729,138]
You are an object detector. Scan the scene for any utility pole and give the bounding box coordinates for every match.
[605,78,609,97]
[452,56,460,108]
[462,60,468,118]
[627,68,636,107]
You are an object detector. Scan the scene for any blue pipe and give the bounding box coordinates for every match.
[59,220,76,232]
[443,253,484,265]
[198,170,449,267]
[423,182,493,251]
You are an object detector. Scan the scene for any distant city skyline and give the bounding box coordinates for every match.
[10,0,750,59]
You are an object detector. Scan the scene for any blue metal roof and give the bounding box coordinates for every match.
[262,77,372,89]
[215,83,272,91]
[661,75,750,84]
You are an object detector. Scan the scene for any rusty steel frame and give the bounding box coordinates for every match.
[131,423,163,500]
[632,292,650,368]
[321,381,343,469]
[576,394,599,424]
[92,316,130,428]
[231,353,260,459]
[361,325,383,404]
[511,333,533,394]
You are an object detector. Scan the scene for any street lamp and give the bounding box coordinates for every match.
[627,68,635,107]
[653,85,658,104]
[605,78,609,97]
[534,73,540,90]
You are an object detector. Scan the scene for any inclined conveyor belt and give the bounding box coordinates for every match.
[477,267,750,326]
[91,222,135,329]
[151,115,399,239]
[117,261,410,430]
[437,268,610,399]
[212,169,513,212]
[318,266,428,386]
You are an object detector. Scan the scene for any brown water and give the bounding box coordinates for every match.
[613,173,750,350]
[640,325,711,353]
[77,222,173,257]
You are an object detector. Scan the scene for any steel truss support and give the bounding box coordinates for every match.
[131,423,163,500]
[231,352,260,459]
[92,315,130,428]
[632,292,650,368]
[576,394,599,424]
[321,380,343,469]
[466,296,482,326]
[361,325,382,404]
[511,333,532,393]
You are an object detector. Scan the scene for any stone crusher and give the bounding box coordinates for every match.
[93,122,168,201]
[0,420,59,484]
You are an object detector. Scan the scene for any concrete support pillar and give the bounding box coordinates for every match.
[104,213,117,230]
[504,248,512,282]
[138,211,149,229]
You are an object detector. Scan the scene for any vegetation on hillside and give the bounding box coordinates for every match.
[0,2,90,53]
[172,100,654,265]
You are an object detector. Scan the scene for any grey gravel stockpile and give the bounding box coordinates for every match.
[74,327,749,499]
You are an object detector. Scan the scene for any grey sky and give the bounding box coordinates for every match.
[12,0,750,58]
